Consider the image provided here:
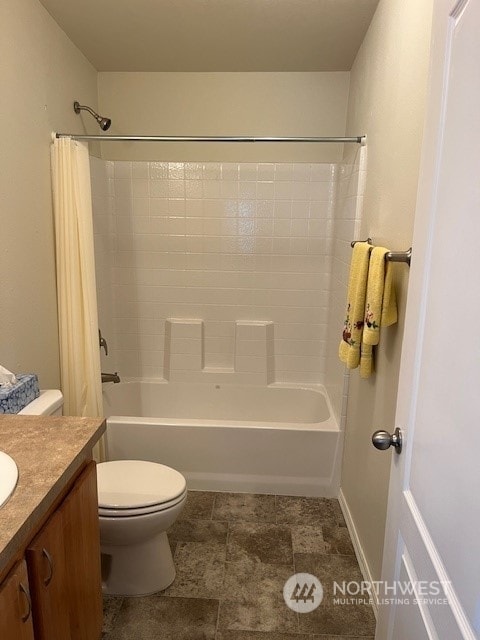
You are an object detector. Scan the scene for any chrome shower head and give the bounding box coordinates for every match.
[73,101,111,131]
[97,116,112,131]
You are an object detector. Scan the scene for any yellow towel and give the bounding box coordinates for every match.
[360,247,398,378]
[339,242,371,369]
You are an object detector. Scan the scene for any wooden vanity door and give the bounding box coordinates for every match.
[60,461,103,640]
[27,461,103,640]
[0,560,35,640]
[26,506,70,639]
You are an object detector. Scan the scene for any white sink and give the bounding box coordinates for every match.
[0,451,19,508]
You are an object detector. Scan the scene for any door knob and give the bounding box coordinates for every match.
[372,427,402,453]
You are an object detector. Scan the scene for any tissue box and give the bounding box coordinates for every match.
[0,374,40,414]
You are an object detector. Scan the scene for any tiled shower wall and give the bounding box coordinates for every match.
[91,158,116,377]
[91,158,361,390]
[325,150,366,423]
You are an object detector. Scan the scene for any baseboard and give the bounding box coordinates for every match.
[338,489,379,617]
[186,471,338,497]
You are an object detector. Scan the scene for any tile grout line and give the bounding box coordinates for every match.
[211,492,217,520]
[215,514,230,638]
[214,592,222,639]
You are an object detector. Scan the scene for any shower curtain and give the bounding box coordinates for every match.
[51,137,104,460]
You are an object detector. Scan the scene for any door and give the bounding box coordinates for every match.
[376,1,480,638]
[0,560,35,640]
[27,461,103,640]
[60,461,103,640]
[27,507,71,639]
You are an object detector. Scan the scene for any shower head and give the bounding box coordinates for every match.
[73,101,111,131]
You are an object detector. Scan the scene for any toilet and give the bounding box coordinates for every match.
[97,459,186,596]
[18,389,64,416]
[19,390,187,597]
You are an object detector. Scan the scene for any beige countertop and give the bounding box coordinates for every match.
[0,415,105,579]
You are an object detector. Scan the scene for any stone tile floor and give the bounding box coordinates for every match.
[102,491,376,639]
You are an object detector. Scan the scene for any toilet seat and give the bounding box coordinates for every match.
[97,460,187,516]
[99,489,187,518]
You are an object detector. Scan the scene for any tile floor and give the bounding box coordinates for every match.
[102,491,376,639]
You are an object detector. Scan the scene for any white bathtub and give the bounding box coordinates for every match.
[103,381,342,497]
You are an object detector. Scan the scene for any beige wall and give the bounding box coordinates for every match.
[341,0,434,581]
[97,72,350,163]
[0,0,98,387]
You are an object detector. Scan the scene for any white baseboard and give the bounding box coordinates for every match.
[338,488,379,617]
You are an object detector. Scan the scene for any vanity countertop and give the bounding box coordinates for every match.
[0,415,105,580]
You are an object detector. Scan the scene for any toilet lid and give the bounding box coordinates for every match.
[97,460,187,509]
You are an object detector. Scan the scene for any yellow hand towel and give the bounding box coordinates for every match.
[339,242,371,369]
[360,246,398,378]
[360,343,374,378]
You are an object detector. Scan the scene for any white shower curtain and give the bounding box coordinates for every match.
[51,137,104,459]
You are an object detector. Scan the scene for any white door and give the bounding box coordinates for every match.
[376,1,480,639]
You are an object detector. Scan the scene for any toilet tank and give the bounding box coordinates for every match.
[18,390,64,416]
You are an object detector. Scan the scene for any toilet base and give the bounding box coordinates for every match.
[101,531,176,596]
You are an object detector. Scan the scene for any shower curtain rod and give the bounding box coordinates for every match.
[55,133,366,144]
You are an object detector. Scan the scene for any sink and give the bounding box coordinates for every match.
[0,451,19,508]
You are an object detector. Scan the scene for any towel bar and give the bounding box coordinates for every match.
[386,248,412,265]
[350,239,412,266]
[350,238,372,248]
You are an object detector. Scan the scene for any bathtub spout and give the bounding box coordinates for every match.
[102,372,121,384]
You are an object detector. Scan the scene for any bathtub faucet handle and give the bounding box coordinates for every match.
[99,329,108,356]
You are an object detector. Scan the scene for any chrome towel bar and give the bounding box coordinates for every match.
[350,239,412,266]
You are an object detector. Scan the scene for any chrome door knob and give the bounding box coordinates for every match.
[372,427,402,454]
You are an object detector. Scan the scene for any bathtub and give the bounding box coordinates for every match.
[103,381,342,497]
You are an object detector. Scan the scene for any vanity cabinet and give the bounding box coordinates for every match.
[0,415,105,640]
[0,461,102,640]
[0,559,35,640]
[26,461,103,640]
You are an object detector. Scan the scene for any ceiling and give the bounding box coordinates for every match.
[39,0,379,72]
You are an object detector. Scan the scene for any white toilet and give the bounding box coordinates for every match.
[97,459,187,596]
[18,389,64,416]
[19,391,187,597]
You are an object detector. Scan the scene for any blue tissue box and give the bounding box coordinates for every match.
[0,374,40,414]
